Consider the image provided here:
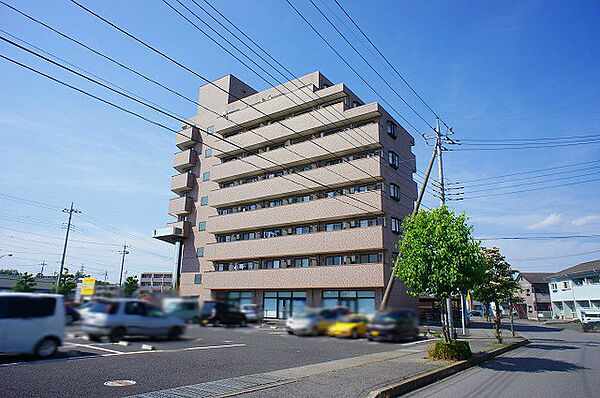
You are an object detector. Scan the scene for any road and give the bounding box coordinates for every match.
[0,323,420,397]
[409,322,600,398]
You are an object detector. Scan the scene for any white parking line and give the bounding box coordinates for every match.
[0,343,247,368]
[64,342,124,354]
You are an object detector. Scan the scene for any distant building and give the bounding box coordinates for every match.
[515,273,552,320]
[140,272,173,293]
[547,259,600,319]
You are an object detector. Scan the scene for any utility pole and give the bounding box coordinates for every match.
[56,202,81,293]
[104,270,108,283]
[118,243,129,287]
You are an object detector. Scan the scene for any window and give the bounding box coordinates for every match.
[267,199,283,208]
[391,217,401,234]
[294,258,310,268]
[359,218,377,227]
[0,296,56,319]
[388,151,399,169]
[325,222,343,231]
[215,263,229,271]
[359,253,380,264]
[326,190,341,198]
[204,148,212,158]
[324,256,342,266]
[217,235,232,243]
[526,289,531,296]
[322,290,376,315]
[196,247,204,257]
[202,172,210,181]
[198,221,206,231]
[194,274,202,284]
[206,125,214,133]
[200,196,208,206]
[236,261,253,270]
[562,281,570,289]
[550,283,558,291]
[352,101,360,108]
[528,305,533,313]
[291,195,311,203]
[125,301,147,316]
[587,276,600,284]
[264,229,281,238]
[264,260,281,269]
[573,278,584,286]
[390,183,400,200]
[241,231,256,240]
[387,121,397,138]
[295,226,310,235]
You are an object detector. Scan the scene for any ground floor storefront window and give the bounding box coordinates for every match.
[263,291,306,319]
[322,290,375,315]
[227,291,253,307]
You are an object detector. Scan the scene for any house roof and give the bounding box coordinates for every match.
[519,272,553,284]
[547,259,600,280]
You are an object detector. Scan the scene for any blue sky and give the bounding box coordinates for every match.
[0,0,599,281]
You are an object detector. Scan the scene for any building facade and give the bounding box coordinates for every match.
[515,272,552,320]
[140,272,173,293]
[153,71,418,318]
[548,259,600,320]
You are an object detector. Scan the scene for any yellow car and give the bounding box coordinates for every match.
[327,314,369,338]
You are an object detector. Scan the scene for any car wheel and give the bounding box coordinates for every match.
[351,329,358,339]
[65,314,73,325]
[167,326,183,340]
[109,327,126,342]
[213,319,220,327]
[368,337,374,341]
[35,337,58,358]
[287,330,294,335]
[88,334,101,342]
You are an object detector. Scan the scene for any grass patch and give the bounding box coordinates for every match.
[428,340,473,361]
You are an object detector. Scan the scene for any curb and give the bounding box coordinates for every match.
[367,338,529,398]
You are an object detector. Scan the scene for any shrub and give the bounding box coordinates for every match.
[428,340,472,361]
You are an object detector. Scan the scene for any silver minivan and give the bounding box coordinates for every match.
[0,293,65,358]
[82,299,186,342]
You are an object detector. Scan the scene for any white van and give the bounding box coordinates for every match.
[0,293,65,358]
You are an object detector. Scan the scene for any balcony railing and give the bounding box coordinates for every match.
[171,172,195,194]
[173,149,197,172]
[168,196,193,216]
[175,127,200,150]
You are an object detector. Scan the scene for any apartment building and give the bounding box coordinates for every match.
[153,71,418,318]
[515,272,552,320]
[548,259,600,320]
[140,272,173,293]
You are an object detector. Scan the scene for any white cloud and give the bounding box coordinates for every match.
[528,213,563,230]
[572,214,600,226]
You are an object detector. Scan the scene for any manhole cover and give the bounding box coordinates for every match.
[104,380,137,387]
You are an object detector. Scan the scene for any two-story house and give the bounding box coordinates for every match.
[515,272,552,320]
[547,259,600,320]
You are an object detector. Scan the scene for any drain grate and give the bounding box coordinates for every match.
[129,374,296,398]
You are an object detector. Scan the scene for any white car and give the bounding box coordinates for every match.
[82,299,186,342]
[0,293,65,358]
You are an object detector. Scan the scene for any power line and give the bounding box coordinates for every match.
[478,235,600,241]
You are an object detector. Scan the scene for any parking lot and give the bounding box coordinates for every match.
[0,322,431,397]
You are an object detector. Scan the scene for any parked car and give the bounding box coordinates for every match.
[286,307,349,336]
[81,299,186,342]
[469,310,483,318]
[65,305,81,325]
[367,309,420,342]
[240,303,263,323]
[327,314,369,338]
[0,293,65,358]
[199,301,247,327]
[76,301,94,320]
[163,298,199,323]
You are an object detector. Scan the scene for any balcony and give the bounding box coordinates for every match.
[535,292,551,302]
[152,221,190,244]
[168,196,193,216]
[208,101,381,158]
[171,172,195,194]
[175,127,200,150]
[213,83,347,136]
[211,122,380,182]
[206,190,382,234]
[205,225,383,262]
[173,149,197,172]
[204,263,385,290]
[210,156,382,208]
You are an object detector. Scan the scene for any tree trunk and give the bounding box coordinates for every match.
[494,301,503,343]
[509,301,515,337]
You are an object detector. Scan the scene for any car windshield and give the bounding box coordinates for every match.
[163,302,181,312]
[294,311,318,319]
[339,315,365,323]
[373,311,404,323]
[241,304,256,310]
[90,301,119,314]
[201,302,216,312]
[78,302,93,309]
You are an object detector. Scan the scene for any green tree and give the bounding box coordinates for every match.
[12,272,37,292]
[394,206,485,342]
[51,268,78,295]
[122,275,139,297]
[471,247,521,343]
[0,269,21,276]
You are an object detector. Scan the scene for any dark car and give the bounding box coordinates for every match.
[65,305,81,325]
[367,309,419,342]
[199,301,247,327]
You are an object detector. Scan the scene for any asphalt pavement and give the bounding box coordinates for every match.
[407,322,600,398]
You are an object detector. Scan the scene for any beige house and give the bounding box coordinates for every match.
[154,71,417,318]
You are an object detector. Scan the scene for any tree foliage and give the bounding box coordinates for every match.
[471,247,521,343]
[12,272,37,292]
[51,268,78,295]
[394,206,485,299]
[122,276,139,297]
[0,269,21,276]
